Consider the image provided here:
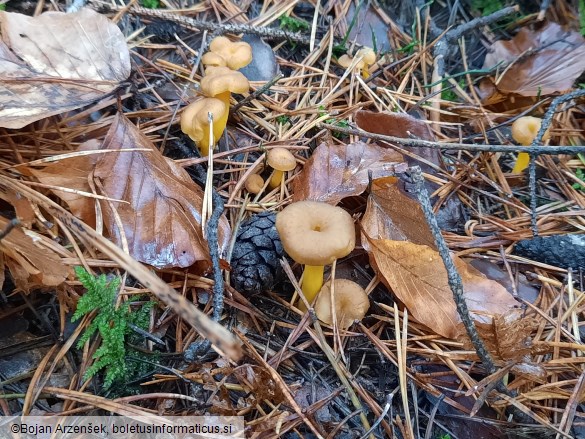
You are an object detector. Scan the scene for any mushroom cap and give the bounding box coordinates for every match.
[201,52,227,69]
[511,116,551,146]
[275,201,355,266]
[314,279,370,328]
[356,47,376,65]
[267,147,296,172]
[202,36,253,70]
[337,54,353,69]
[245,174,265,194]
[180,98,227,141]
[200,66,250,98]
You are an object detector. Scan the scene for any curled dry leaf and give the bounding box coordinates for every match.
[0,8,131,129]
[361,178,436,251]
[367,238,521,339]
[0,216,69,290]
[94,114,231,269]
[291,141,404,205]
[481,22,585,100]
[355,109,465,231]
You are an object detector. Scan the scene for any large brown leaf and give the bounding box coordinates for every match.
[0,216,69,289]
[368,239,521,339]
[481,22,585,99]
[292,141,404,205]
[93,114,231,269]
[0,8,130,129]
[361,178,436,250]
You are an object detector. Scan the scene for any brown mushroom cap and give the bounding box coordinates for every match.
[267,147,296,172]
[275,201,355,266]
[511,116,550,146]
[201,36,253,70]
[245,174,265,194]
[314,279,369,328]
[200,66,250,98]
[180,98,227,141]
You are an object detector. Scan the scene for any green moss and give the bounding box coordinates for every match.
[279,15,310,32]
[72,267,155,389]
[471,0,504,16]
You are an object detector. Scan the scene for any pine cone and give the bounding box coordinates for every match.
[231,211,285,295]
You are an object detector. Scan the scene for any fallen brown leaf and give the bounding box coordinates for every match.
[0,8,130,129]
[367,238,521,339]
[27,140,101,228]
[355,110,441,169]
[292,141,404,204]
[0,216,69,290]
[361,178,436,250]
[93,114,231,269]
[481,22,585,100]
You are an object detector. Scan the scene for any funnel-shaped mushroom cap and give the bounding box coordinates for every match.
[180,98,227,142]
[511,116,550,146]
[275,201,355,266]
[314,279,369,328]
[338,47,376,70]
[200,66,250,98]
[201,36,253,70]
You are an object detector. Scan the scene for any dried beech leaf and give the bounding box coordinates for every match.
[482,22,585,98]
[27,140,101,228]
[0,216,69,289]
[292,141,404,204]
[355,110,441,169]
[94,114,231,269]
[361,178,436,250]
[0,8,131,129]
[368,239,520,339]
[0,185,35,226]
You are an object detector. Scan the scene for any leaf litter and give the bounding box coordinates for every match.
[0,2,584,438]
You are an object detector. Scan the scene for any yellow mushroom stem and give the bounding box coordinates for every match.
[298,265,325,311]
[512,152,531,174]
[269,169,285,189]
[212,90,231,145]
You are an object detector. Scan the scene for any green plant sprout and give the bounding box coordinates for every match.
[279,15,310,33]
[140,0,160,9]
[471,0,504,16]
[276,115,291,125]
[572,153,585,191]
[72,267,155,389]
[318,106,349,139]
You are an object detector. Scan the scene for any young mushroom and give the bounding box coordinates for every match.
[201,36,253,70]
[200,66,250,138]
[267,148,296,189]
[245,174,265,195]
[314,279,370,329]
[338,47,376,78]
[180,97,227,156]
[275,201,355,310]
[510,116,551,173]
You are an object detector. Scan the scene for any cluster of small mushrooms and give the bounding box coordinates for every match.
[180,36,252,156]
[276,200,370,329]
[337,46,376,78]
